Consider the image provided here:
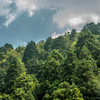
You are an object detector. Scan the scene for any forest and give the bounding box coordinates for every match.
[1,22,100,100]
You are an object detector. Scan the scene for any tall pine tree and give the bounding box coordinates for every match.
[22,41,39,64]
[76,45,99,100]
[1,56,26,93]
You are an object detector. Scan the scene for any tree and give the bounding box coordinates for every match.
[0,43,13,54]
[75,45,99,100]
[60,49,78,84]
[69,29,76,40]
[12,72,38,100]
[75,30,100,60]
[1,56,26,93]
[82,22,98,35]
[43,81,84,100]
[0,68,6,88]
[4,43,14,49]
[15,46,25,53]
[0,52,5,61]
[44,37,53,51]
[42,49,63,84]
[51,36,67,56]
[25,58,42,80]
[22,41,39,64]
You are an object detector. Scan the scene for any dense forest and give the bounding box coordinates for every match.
[1,22,100,100]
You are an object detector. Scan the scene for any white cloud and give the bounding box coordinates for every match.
[3,13,17,27]
[51,32,65,39]
[1,0,100,29]
[20,41,27,46]
[0,0,37,27]
[0,0,12,16]
[14,0,36,17]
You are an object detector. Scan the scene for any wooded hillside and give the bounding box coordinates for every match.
[0,22,100,100]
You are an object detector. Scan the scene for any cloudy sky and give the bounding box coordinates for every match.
[0,0,100,48]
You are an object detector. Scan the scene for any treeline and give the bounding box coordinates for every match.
[0,22,100,100]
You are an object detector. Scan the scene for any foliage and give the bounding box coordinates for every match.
[43,82,84,100]
[42,49,63,84]
[12,72,38,100]
[44,37,53,52]
[60,49,78,84]
[75,30,100,61]
[25,58,42,80]
[1,56,26,93]
[0,68,6,88]
[1,23,100,100]
[22,41,39,64]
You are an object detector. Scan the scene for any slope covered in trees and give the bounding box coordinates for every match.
[1,22,100,99]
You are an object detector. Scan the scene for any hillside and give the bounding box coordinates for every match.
[0,22,100,100]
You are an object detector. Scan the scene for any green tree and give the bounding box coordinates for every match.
[12,72,38,100]
[4,43,14,49]
[0,43,13,54]
[0,52,5,61]
[75,30,100,61]
[60,49,78,84]
[82,22,98,35]
[25,58,42,80]
[51,36,67,56]
[22,41,39,64]
[43,81,84,100]
[0,69,6,88]
[42,49,63,84]
[69,29,76,40]
[75,45,99,100]
[44,37,53,52]
[1,56,26,93]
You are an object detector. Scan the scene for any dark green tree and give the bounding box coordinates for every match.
[75,30,100,60]
[1,56,26,93]
[22,41,39,64]
[82,22,98,35]
[42,49,63,84]
[51,35,67,57]
[60,49,78,84]
[44,37,53,51]
[15,46,25,53]
[4,43,13,49]
[25,58,42,80]
[0,68,6,88]
[0,43,13,54]
[75,45,99,100]
[43,82,84,100]
[0,52,5,61]
[69,29,76,40]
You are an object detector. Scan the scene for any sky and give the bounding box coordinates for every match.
[0,0,100,48]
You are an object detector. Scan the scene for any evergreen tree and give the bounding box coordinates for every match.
[69,29,76,40]
[0,68,6,88]
[51,36,67,56]
[44,37,53,51]
[4,43,14,49]
[22,41,39,64]
[12,72,38,100]
[0,43,13,54]
[42,49,63,84]
[60,49,78,84]
[25,58,42,80]
[75,45,99,100]
[82,22,98,35]
[75,30,100,60]
[1,56,26,93]
[43,82,84,100]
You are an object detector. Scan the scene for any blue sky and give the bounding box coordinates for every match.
[0,0,100,48]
